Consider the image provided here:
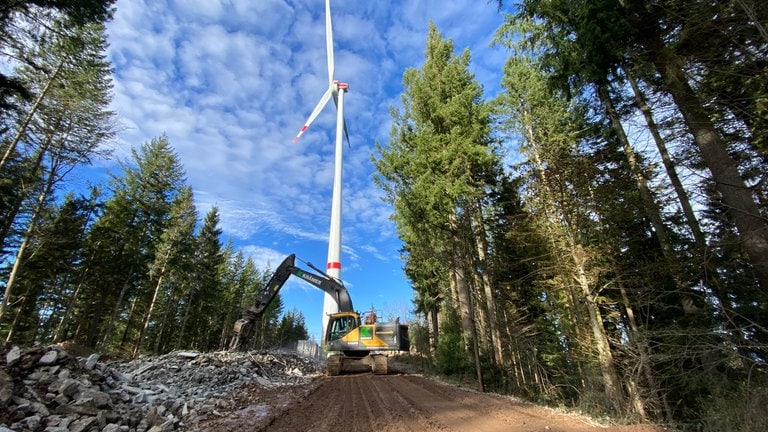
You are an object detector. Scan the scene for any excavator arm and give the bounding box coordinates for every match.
[228,254,353,351]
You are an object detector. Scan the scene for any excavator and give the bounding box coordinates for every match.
[228,254,409,375]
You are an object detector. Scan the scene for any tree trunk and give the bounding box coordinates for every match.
[119,296,139,349]
[176,285,196,349]
[52,279,84,343]
[428,304,439,358]
[625,67,707,250]
[53,244,100,343]
[0,61,64,172]
[0,190,26,256]
[449,220,484,392]
[572,244,625,414]
[641,30,768,292]
[471,201,504,366]
[734,0,768,43]
[98,276,132,351]
[4,287,33,343]
[625,67,748,339]
[618,278,669,421]
[134,261,166,356]
[0,156,54,323]
[599,83,676,260]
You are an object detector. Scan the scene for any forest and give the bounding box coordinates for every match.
[1,0,767,430]
[0,2,309,357]
[373,1,768,430]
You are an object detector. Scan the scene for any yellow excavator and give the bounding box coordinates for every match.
[228,254,409,375]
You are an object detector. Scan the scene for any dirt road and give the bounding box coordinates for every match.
[196,372,663,432]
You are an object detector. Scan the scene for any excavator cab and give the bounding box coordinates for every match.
[327,312,360,342]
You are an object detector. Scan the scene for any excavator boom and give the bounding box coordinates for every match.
[229,254,352,350]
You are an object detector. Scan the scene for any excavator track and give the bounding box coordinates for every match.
[326,355,342,376]
[372,355,388,375]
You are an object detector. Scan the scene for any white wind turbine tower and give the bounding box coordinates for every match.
[293,0,350,341]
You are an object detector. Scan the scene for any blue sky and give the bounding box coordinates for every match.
[81,0,511,341]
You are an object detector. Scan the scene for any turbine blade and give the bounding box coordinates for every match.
[293,87,333,142]
[326,0,334,84]
[342,117,350,148]
[331,92,351,147]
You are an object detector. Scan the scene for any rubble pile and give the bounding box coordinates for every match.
[0,345,324,432]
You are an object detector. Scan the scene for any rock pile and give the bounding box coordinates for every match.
[1,345,323,432]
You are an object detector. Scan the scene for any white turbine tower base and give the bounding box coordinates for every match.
[292,0,350,342]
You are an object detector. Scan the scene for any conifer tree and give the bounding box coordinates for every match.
[74,136,185,350]
[375,22,500,390]
[0,19,115,324]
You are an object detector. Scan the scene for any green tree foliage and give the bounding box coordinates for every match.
[134,186,198,355]
[375,22,502,389]
[371,1,768,427]
[66,136,187,351]
[273,307,309,349]
[0,191,97,343]
[0,134,304,357]
[0,17,115,323]
[0,0,115,112]
[183,206,225,350]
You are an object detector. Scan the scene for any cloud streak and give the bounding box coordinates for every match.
[100,0,507,336]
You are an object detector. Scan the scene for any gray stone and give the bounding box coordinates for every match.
[76,388,111,408]
[24,414,42,430]
[120,384,143,394]
[0,369,13,405]
[55,402,99,416]
[132,392,145,404]
[69,416,98,432]
[0,347,324,432]
[38,350,58,365]
[53,393,69,405]
[31,401,51,416]
[5,346,21,366]
[85,354,100,370]
[57,369,70,380]
[147,418,175,432]
[59,378,81,397]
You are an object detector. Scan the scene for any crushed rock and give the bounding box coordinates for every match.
[1,344,324,431]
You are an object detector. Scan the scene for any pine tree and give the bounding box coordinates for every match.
[134,186,197,355]
[188,207,224,350]
[0,0,115,112]
[0,18,115,324]
[374,22,501,390]
[74,136,186,350]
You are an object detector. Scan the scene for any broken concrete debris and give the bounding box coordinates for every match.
[1,345,323,431]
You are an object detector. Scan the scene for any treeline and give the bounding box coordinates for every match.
[375,1,767,429]
[0,2,308,355]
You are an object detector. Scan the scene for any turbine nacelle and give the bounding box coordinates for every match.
[333,81,349,92]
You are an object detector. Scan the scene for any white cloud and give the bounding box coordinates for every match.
[98,0,507,328]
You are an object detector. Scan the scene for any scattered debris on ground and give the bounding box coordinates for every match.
[1,344,323,432]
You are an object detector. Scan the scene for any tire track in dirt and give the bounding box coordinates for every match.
[261,373,663,432]
[195,372,664,432]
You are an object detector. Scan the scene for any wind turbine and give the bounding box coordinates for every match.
[293,0,349,341]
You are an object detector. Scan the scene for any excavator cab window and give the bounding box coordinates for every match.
[327,315,357,342]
